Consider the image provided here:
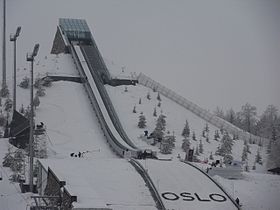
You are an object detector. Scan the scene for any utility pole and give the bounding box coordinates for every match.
[27,44,39,192]
[2,0,6,88]
[10,27,21,111]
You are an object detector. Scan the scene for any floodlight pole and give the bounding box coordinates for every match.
[2,0,6,88]
[10,27,21,111]
[27,44,39,193]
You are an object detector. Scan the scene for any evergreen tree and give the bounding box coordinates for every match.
[19,104,25,114]
[10,149,25,174]
[0,112,6,127]
[240,103,257,133]
[202,130,206,138]
[138,113,147,128]
[267,139,272,154]
[255,149,262,165]
[195,146,200,156]
[152,114,166,142]
[181,119,190,138]
[157,101,161,107]
[42,77,52,87]
[215,132,233,157]
[214,130,220,141]
[241,146,248,161]
[252,162,256,170]
[246,144,251,154]
[206,133,210,143]
[4,98,13,112]
[224,154,233,164]
[132,105,137,113]
[33,94,40,109]
[226,108,236,124]
[34,135,47,159]
[34,76,42,89]
[192,131,197,141]
[209,152,214,160]
[153,87,157,92]
[19,76,30,89]
[181,137,190,152]
[214,106,225,119]
[24,106,31,119]
[153,107,157,117]
[272,126,277,142]
[36,86,46,97]
[157,92,161,101]
[147,92,151,100]
[0,85,9,97]
[258,139,263,147]
[199,139,204,153]
[205,123,209,133]
[160,135,175,154]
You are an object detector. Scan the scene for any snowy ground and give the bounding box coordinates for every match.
[140,159,237,210]
[0,3,278,208]
[40,158,157,210]
[0,49,278,210]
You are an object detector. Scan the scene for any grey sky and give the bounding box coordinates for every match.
[1,0,280,114]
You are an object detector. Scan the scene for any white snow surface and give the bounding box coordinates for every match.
[40,158,156,210]
[0,1,279,209]
[140,159,237,210]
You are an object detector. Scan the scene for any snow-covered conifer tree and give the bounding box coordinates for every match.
[205,123,209,133]
[147,92,151,100]
[192,131,196,141]
[153,107,157,117]
[255,149,262,165]
[215,132,233,157]
[19,104,24,114]
[209,152,214,160]
[33,94,40,109]
[160,134,175,154]
[152,114,166,142]
[138,113,147,128]
[199,139,204,154]
[0,85,9,97]
[19,76,30,89]
[4,98,12,112]
[181,119,190,138]
[181,137,190,152]
[241,146,248,161]
[157,92,161,101]
[157,102,161,107]
[133,105,137,113]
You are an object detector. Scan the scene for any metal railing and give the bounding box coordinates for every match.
[137,73,265,143]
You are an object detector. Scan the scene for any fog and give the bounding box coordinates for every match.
[1,0,280,114]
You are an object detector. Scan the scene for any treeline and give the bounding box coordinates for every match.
[214,103,280,168]
[214,104,280,140]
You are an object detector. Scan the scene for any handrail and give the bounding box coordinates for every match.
[129,159,166,210]
[137,72,267,144]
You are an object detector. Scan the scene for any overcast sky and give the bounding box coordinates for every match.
[1,0,280,114]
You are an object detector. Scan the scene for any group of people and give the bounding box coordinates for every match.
[70,151,85,158]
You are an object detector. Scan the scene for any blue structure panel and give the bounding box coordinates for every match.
[59,18,91,40]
